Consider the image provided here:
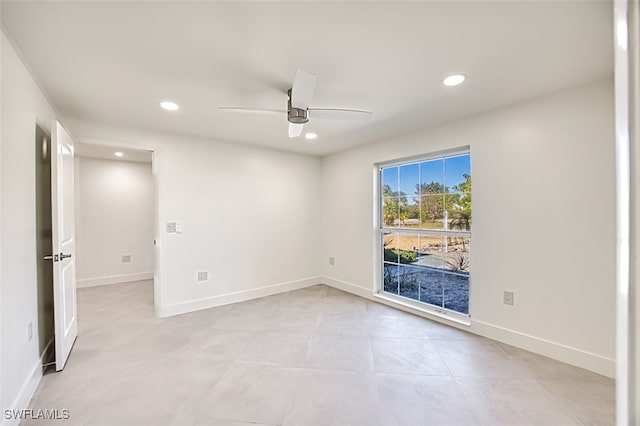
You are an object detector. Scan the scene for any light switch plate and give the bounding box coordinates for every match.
[166,221,177,233]
[503,291,514,306]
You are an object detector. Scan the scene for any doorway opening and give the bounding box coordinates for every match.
[73,143,156,335]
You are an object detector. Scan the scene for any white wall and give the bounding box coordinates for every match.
[0,14,4,416]
[62,119,323,315]
[74,156,154,287]
[1,33,56,423]
[320,79,616,376]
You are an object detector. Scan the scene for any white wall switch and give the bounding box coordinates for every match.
[121,254,132,263]
[197,271,209,282]
[503,291,514,306]
[166,221,182,234]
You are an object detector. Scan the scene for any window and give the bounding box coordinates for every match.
[379,152,471,315]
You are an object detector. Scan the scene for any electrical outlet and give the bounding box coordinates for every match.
[329,257,335,266]
[27,321,33,341]
[197,271,209,282]
[503,291,514,306]
[121,254,132,263]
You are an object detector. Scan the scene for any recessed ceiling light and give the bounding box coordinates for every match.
[443,74,466,87]
[305,133,318,140]
[160,101,180,111]
[114,152,124,157]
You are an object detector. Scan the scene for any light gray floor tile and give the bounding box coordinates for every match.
[198,363,299,425]
[82,407,177,426]
[322,294,368,314]
[538,378,615,425]
[325,287,352,297]
[496,342,613,383]
[315,311,368,336]
[262,309,319,335]
[422,320,485,341]
[285,369,382,426]
[456,377,582,426]
[276,294,328,313]
[113,323,192,355]
[238,331,310,366]
[371,337,449,375]
[365,299,411,317]
[73,320,156,352]
[27,281,614,426]
[433,339,531,378]
[194,418,275,426]
[208,307,272,331]
[161,305,231,329]
[303,333,374,371]
[365,313,430,339]
[288,284,329,298]
[377,373,480,426]
[232,293,283,314]
[179,329,255,362]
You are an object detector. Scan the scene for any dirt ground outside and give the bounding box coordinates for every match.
[384,234,469,254]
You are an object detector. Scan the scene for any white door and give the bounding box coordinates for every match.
[51,121,78,371]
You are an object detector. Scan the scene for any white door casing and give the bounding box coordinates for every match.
[51,121,78,371]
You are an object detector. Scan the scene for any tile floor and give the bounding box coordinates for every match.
[25,280,615,426]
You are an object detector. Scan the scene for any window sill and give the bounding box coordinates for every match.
[372,292,471,327]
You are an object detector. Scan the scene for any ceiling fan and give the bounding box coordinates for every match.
[218,69,373,138]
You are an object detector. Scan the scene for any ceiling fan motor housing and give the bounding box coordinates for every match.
[287,89,309,124]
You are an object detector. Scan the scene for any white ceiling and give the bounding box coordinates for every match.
[75,142,152,163]
[2,1,613,156]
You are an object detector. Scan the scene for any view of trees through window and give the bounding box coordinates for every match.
[380,153,471,315]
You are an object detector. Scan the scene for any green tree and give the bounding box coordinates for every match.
[382,184,408,226]
[417,182,446,195]
[448,174,472,231]
[416,182,445,226]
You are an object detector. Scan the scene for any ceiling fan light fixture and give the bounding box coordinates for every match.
[305,133,317,140]
[287,88,309,124]
[288,107,309,124]
[443,74,466,87]
[114,151,124,157]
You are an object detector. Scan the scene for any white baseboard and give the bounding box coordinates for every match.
[321,275,615,378]
[322,276,373,299]
[77,271,153,288]
[1,358,43,426]
[470,319,615,378]
[156,276,323,318]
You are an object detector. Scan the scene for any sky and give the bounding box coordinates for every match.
[382,153,470,196]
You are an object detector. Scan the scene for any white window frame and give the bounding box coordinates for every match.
[372,147,472,325]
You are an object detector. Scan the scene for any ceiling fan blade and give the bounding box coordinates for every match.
[288,123,304,138]
[291,69,316,109]
[308,108,373,120]
[218,107,286,114]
